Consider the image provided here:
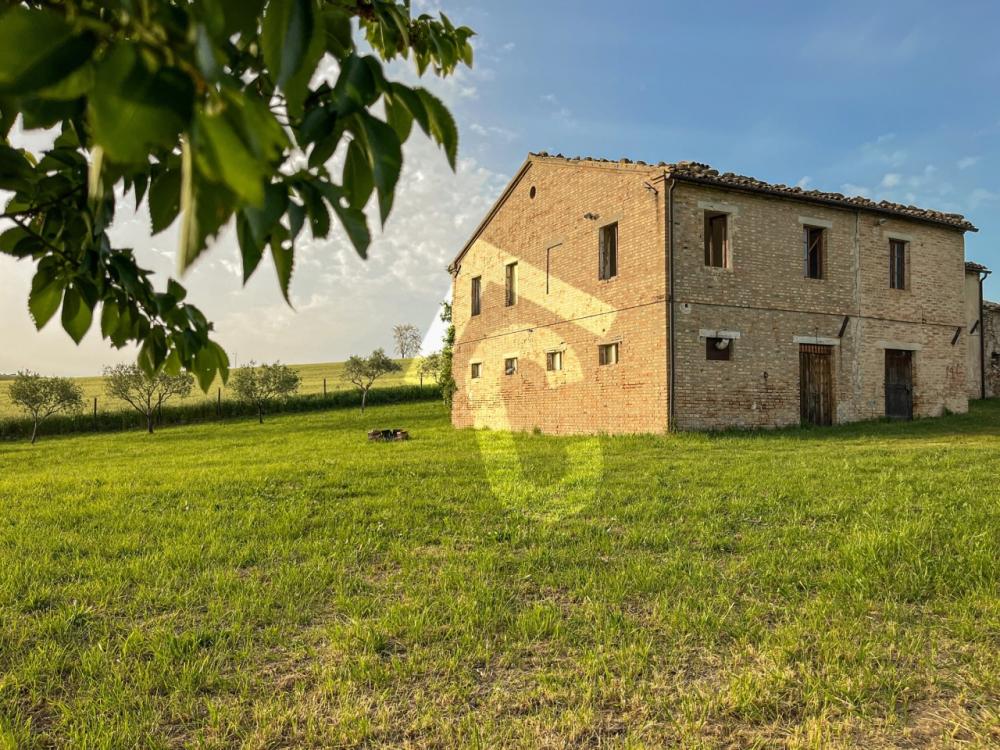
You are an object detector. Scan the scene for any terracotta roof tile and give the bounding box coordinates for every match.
[965,261,991,273]
[529,152,977,232]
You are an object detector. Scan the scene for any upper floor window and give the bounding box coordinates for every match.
[804,226,824,279]
[598,342,619,366]
[504,357,518,375]
[599,222,618,280]
[471,276,481,316]
[470,362,481,379]
[546,351,563,371]
[889,239,907,289]
[704,211,729,268]
[505,262,518,306]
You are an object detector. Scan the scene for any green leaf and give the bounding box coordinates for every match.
[0,7,96,95]
[342,138,374,210]
[318,183,371,258]
[385,96,413,142]
[60,285,93,344]
[270,234,295,303]
[88,44,194,164]
[149,166,181,233]
[194,109,266,205]
[28,267,63,329]
[219,0,266,37]
[359,113,402,224]
[415,88,458,169]
[283,12,325,117]
[297,181,330,238]
[262,0,315,88]
[331,55,377,114]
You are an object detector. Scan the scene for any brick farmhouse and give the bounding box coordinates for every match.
[448,153,990,434]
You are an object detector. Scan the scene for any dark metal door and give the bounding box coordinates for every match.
[800,344,834,426]
[884,349,913,420]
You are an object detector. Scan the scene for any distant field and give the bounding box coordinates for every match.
[0,358,423,418]
[0,400,998,747]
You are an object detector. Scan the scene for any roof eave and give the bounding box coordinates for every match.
[666,173,978,233]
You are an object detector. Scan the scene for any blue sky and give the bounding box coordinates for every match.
[446,0,999,286]
[3,0,998,374]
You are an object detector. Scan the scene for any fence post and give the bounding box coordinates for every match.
[217,387,221,417]
[323,377,327,397]
[93,397,97,430]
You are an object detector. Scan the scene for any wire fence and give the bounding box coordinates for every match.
[0,385,442,441]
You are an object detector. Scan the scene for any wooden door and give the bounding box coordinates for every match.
[885,349,913,420]
[800,344,834,426]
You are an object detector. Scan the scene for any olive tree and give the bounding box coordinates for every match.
[0,2,474,387]
[392,323,422,359]
[7,370,84,443]
[230,361,301,423]
[341,349,401,412]
[417,351,441,386]
[104,363,193,433]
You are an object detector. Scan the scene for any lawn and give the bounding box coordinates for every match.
[0,359,424,419]
[0,401,998,748]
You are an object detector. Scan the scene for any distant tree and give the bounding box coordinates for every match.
[230,361,301,424]
[417,351,442,386]
[392,324,423,359]
[7,371,84,444]
[342,349,402,413]
[104,364,193,434]
[438,302,457,408]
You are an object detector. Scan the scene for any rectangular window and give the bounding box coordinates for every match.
[704,212,729,267]
[599,222,618,280]
[706,337,732,361]
[804,226,824,279]
[504,357,517,375]
[598,342,619,366]
[471,276,481,316]
[889,239,906,289]
[546,351,563,371]
[470,362,481,379]
[505,262,518,306]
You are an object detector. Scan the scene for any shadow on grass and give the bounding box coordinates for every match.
[702,398,1000,442]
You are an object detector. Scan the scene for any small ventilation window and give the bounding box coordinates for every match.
[529,186,537,199]
[504,357,518,375]
[546,351,563,371]
[598,343,619,366]
[471,362,481,379]
[706,337,732,361]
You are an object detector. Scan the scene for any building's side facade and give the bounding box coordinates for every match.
[672,181,970,429]
[450,158,669,434]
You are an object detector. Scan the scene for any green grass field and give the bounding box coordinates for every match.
[1,401,998,748]
[0,359,423,418]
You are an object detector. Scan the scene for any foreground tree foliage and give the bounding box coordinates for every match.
[7,370,84,443]
[230,360,301,423]
[0,1,474,388]
[437,301,456,407]
[342,348,400,412]
[104,362,193,433]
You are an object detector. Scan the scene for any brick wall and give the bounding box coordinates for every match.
[451,158,668,434]
[671,181,969,429]
[451,157,971,434]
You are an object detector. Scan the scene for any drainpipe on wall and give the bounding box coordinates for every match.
[666,175,677,432]
[979,269,991,399]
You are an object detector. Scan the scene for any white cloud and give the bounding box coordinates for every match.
[795,176,811,189]
[958,156,980,170]
[880,173,902,188]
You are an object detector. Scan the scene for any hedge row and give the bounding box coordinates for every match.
[0,385,442,441]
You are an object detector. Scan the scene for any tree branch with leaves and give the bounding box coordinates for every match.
[0,1,474,389]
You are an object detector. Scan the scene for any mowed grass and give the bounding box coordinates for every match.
[0,359,422,418]
[1,402,998,748]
